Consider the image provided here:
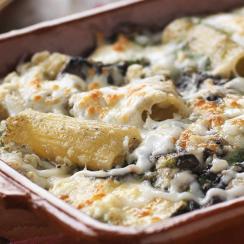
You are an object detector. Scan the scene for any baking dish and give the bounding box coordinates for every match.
[1,0,244,242]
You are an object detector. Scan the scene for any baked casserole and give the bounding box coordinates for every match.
[1,7,244,228]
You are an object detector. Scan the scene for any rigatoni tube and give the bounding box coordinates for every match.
[162,18,244,77]
[3,109,141,170]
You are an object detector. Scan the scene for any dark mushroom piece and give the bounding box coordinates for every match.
[156,153,202,174]
[61,57,149,87]
[175,154,201,173]
[176,72,226,92]
[198,170,226,193]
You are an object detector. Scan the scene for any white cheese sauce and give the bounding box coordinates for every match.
[105,173,244,206]
[77,119,187,177]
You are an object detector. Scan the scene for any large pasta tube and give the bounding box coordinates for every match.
[3,110,141,170]
[162,18,244,77]
[70,77,189,127]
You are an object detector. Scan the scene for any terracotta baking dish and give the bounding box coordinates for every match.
[1,0,244,243]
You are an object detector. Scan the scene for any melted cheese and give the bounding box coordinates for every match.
[221,115,244,147]
[50,174,185,226]
[0,52,85,116]
[70,76,188,127]
[0,146,69,188]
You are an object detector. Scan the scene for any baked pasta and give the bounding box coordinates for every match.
[1,7,244,228]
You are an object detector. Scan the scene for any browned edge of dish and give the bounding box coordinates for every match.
[0,0,244,243]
